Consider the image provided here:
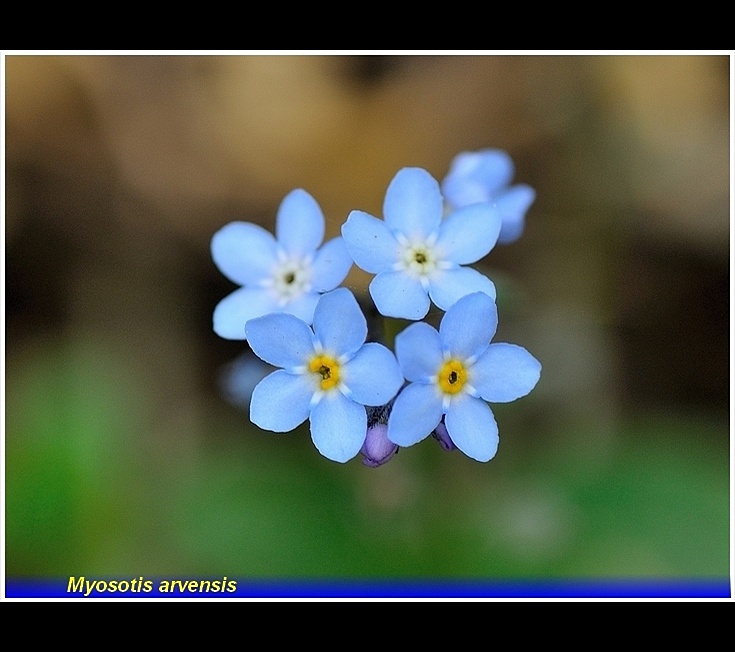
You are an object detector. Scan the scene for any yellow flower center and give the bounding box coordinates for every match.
[437,359,467,395]
[309,354,341,391]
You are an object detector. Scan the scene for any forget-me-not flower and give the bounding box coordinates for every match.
[441,148,536,245]
[387,292,541,462]
[211,188,353,339]
[245,288,404,463]
[341,167,502,321]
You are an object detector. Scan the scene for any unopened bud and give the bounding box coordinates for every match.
[360,423,398,468]
[432,420,456,452]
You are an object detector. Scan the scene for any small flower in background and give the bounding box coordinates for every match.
[441,148,536,245]
[211,188,353,340]
[245,288,404,463]
[341,167,502,321]
[218,350,274,411]
[387,292,541,462]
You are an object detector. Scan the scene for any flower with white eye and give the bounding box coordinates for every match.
[341,167,502,321]
[211,188,353,340]
[387,292,541,462]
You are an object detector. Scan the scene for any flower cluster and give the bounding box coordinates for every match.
[212,149,540,466]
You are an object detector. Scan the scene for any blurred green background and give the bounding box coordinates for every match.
[4,53,731,583]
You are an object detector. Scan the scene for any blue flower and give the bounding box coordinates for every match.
[245,288,404,463]
[341,167,502,320]
[387,292,541,462]
[218,350,274,411]
[441,148,536,245]
[211,188,353,340]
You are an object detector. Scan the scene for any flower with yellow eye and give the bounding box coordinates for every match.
[387,292,541,462]
[211,188,353,340]
[245,288,404,463]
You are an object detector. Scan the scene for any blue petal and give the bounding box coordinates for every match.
[387,382,443,447]
[213,287,278,340]
[211,221,278,286]
[312,288,367,359]
[310,392,367,463]
[310,237,353,292]
[284,292,320,325]
[383,167,443,240]
[470,343,541,403]
[439,291,498,361]
[428,267,496,312]
[394,321,443,382]
[341,210,399,273]
[442,149,514,207]
[495,184,536,244]
[245,312,315,370]
[275,189,325,256]
[250,370,313,432]
[342,343,403,406]
[444,394,499,462]
[370,270,430,320]
[436,202,502,264]
[219,352,273,410]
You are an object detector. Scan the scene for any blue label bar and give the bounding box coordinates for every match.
[4,578,732,599]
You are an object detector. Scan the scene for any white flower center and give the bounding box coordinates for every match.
[395,233,446,283]
[266,252,313,305]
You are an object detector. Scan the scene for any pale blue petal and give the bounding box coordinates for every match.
[211,221,278,286]
[310,392,367,463]
[219,352,274,410]
[310,237,353,291]
[387,382,443,447]
[275,189,325,255]
[312,288,367,358]
[439,291,498,360]
[245,312,315,370]
[250,370,313,432]
[383,167,443,239]
[436,202,502,264]
[341,210,399,273]
[394,322,443,382]
[284,292,320,325]
[495,184,536,244]
[442,149,514,207]
[428,267,496,313]
[213,287,278,340]
[342,343,403,406]
[370,270,430,320]
[470,343,541,403]
[445,394,499,462]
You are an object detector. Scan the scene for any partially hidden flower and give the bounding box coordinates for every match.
[387,292,541,462]
[441,148,536,245]
[211,189,353,339]
[245,288,404,463]
[218,350,274,411]
[341,167,502,321]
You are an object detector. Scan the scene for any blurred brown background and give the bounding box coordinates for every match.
[4,53,731,581]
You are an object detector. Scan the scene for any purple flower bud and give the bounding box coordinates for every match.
[360,423,398,468]
[432,420,456,452]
